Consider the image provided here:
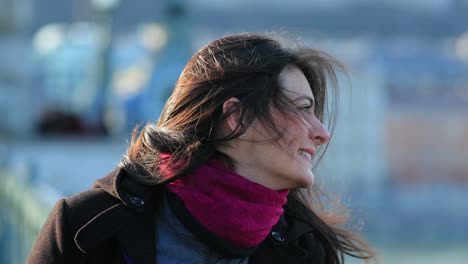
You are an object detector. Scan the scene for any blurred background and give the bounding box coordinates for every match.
[0,0,467,263]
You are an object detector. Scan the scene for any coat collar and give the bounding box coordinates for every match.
[93,166,155,211]
[74,167,160,264]
[270,212,314,243]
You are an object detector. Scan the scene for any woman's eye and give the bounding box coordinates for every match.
[299,105,312,110]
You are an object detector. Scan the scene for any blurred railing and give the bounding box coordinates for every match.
[0,170,59,264]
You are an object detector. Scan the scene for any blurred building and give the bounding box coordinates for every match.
[0,0,35,137]
[388,110,468,186]
[386,45,468,186]
[312,38,388,203]
[0,0,32,34]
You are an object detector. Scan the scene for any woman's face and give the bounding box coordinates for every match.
[231,65,330,190]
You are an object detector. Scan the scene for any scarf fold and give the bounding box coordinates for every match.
[164,158,289,248]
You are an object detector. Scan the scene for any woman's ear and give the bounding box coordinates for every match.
[222,97,242,134]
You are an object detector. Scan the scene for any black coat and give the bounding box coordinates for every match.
[27,167,326,264]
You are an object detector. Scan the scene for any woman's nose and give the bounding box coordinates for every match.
[309,118,330,145]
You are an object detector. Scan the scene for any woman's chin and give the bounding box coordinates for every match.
[292,173,315,189]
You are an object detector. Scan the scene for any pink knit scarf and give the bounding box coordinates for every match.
[164,158,289,248]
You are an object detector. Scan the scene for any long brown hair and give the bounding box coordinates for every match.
[120,32,375,263]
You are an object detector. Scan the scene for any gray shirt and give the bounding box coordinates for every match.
[156,193,249,264]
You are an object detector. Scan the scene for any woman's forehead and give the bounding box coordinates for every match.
[279,66,314,99]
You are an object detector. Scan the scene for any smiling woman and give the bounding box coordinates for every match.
[28,33,376,264]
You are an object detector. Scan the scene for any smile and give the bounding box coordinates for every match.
[298,150,313,161]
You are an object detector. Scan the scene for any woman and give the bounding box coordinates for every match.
[28,33,375,263]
